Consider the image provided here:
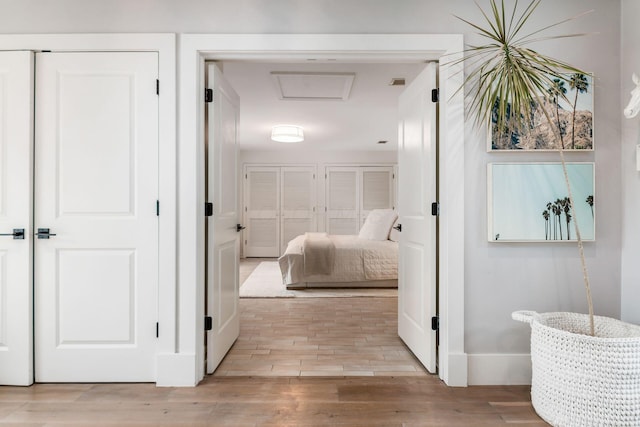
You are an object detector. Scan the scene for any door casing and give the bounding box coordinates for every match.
[179,34,467,387]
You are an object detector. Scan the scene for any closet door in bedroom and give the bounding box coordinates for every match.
[360,167,395,226]
[280,167,316,248]
[325,166,395,234]
[243,165,316,257]
[325,167,360,235]
[243,167,280,257]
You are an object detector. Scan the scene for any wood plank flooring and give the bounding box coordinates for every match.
[0,377,545,426]
[214,297,426,377]
[0,258,545,425]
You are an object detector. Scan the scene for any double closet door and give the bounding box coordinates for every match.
[243,166,316,257]
[325,166,396,235]
[0,51,159,385]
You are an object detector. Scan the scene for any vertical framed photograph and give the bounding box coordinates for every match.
[489,73,594,151]
[488,163,595,242]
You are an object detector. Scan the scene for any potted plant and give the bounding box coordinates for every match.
[455,1,640,425]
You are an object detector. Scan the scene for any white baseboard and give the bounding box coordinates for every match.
[467,353,532,385]
[441,352,468,387]
[156,353,199,387]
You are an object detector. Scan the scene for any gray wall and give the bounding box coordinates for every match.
[621,0,640,325]
[0,0,623,356]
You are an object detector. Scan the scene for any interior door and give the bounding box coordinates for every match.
[206,63,240,373]
[397,62,437,373]
[34,52,159,382]
[325,167,360,234]
[281,166,316,247]
[243,166,280,257]
[0,51,34,386]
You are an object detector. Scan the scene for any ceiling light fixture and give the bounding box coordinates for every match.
[271,125,304,143]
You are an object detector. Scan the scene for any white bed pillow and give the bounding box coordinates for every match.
[358,209,398,241]
[388,217,400,242]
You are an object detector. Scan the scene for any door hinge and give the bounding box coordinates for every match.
[205,202,213,217]
[204,316,213,331]
[431,316,439,331]
[156,200,160,216]
[431,88,439,103]
[205,88,213,103]
[156,79,159,95]
[431,202,439,216]
[156,322,159,337]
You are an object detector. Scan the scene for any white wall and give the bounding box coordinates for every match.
[621,0,640,325]
[0,0,625,383]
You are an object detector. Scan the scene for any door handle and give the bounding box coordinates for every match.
[393,224,402,232]
[0,228,25,239]
[236,224,246,232]
[35,228,57,239]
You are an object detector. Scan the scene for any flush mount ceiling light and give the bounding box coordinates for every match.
[271,125,304,143]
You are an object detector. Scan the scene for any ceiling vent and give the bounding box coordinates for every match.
[271,72,355,101]
[389,78,406,86]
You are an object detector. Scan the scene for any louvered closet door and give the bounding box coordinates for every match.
[360,167,395,225]
[281,167,316,248]
[244,167,280,257]
[325,167,359,235]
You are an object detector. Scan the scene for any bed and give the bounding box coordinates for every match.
[278,209,399,289]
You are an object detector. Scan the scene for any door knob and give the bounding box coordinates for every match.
[0,228,25,239]
[35,228,57,239]
[236,224,246,232]
[393,224,402,232]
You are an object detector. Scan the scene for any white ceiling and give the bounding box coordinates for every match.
[220,61,427,151]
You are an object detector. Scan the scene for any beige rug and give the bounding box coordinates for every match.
[239,261,398,298]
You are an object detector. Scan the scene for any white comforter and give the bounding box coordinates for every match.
[278,234,398,286]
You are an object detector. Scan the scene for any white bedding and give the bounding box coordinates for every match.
[278,234,398,288]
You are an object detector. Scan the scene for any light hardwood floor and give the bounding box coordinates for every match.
[0,259,545,426]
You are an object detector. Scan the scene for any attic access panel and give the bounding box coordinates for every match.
[270,71,355,101]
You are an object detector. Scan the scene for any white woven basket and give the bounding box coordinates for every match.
[513,311,640,427]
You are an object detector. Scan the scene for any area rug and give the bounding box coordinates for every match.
[239,261,398,298]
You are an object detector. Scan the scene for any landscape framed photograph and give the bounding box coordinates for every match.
[488,163,595,242]
[488,73,594,151]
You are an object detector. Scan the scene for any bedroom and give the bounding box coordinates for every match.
[206,59,434,374]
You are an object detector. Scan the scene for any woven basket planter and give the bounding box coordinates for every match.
[512,311,640,427]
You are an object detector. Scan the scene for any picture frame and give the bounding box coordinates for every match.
[488,73,594,151]
[487,163,595,242]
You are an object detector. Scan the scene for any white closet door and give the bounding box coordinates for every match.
[0,51,34,386]
[281,167,316,248]
[360,167,395,225]
[35,52,159,382]
[244,166,280,257]
[325,167,360,235]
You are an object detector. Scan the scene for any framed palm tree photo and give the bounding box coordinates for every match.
[488,73,594,151]
[488,163,595,242]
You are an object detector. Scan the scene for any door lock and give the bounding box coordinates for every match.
[0,228,25,239]
[35,228,57,239]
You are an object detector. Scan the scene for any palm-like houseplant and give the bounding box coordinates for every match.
[455,1,640,426]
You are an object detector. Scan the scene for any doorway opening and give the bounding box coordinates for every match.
[205,61,437,376]
[180,33,466,387]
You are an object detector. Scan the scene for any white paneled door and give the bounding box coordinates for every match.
[0,51,34,386]
[206,64,240,373]
[397,62,437,373]
[34,52,159,382]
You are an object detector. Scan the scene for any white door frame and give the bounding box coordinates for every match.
[179,34,467,387]
[0,34,177,385]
